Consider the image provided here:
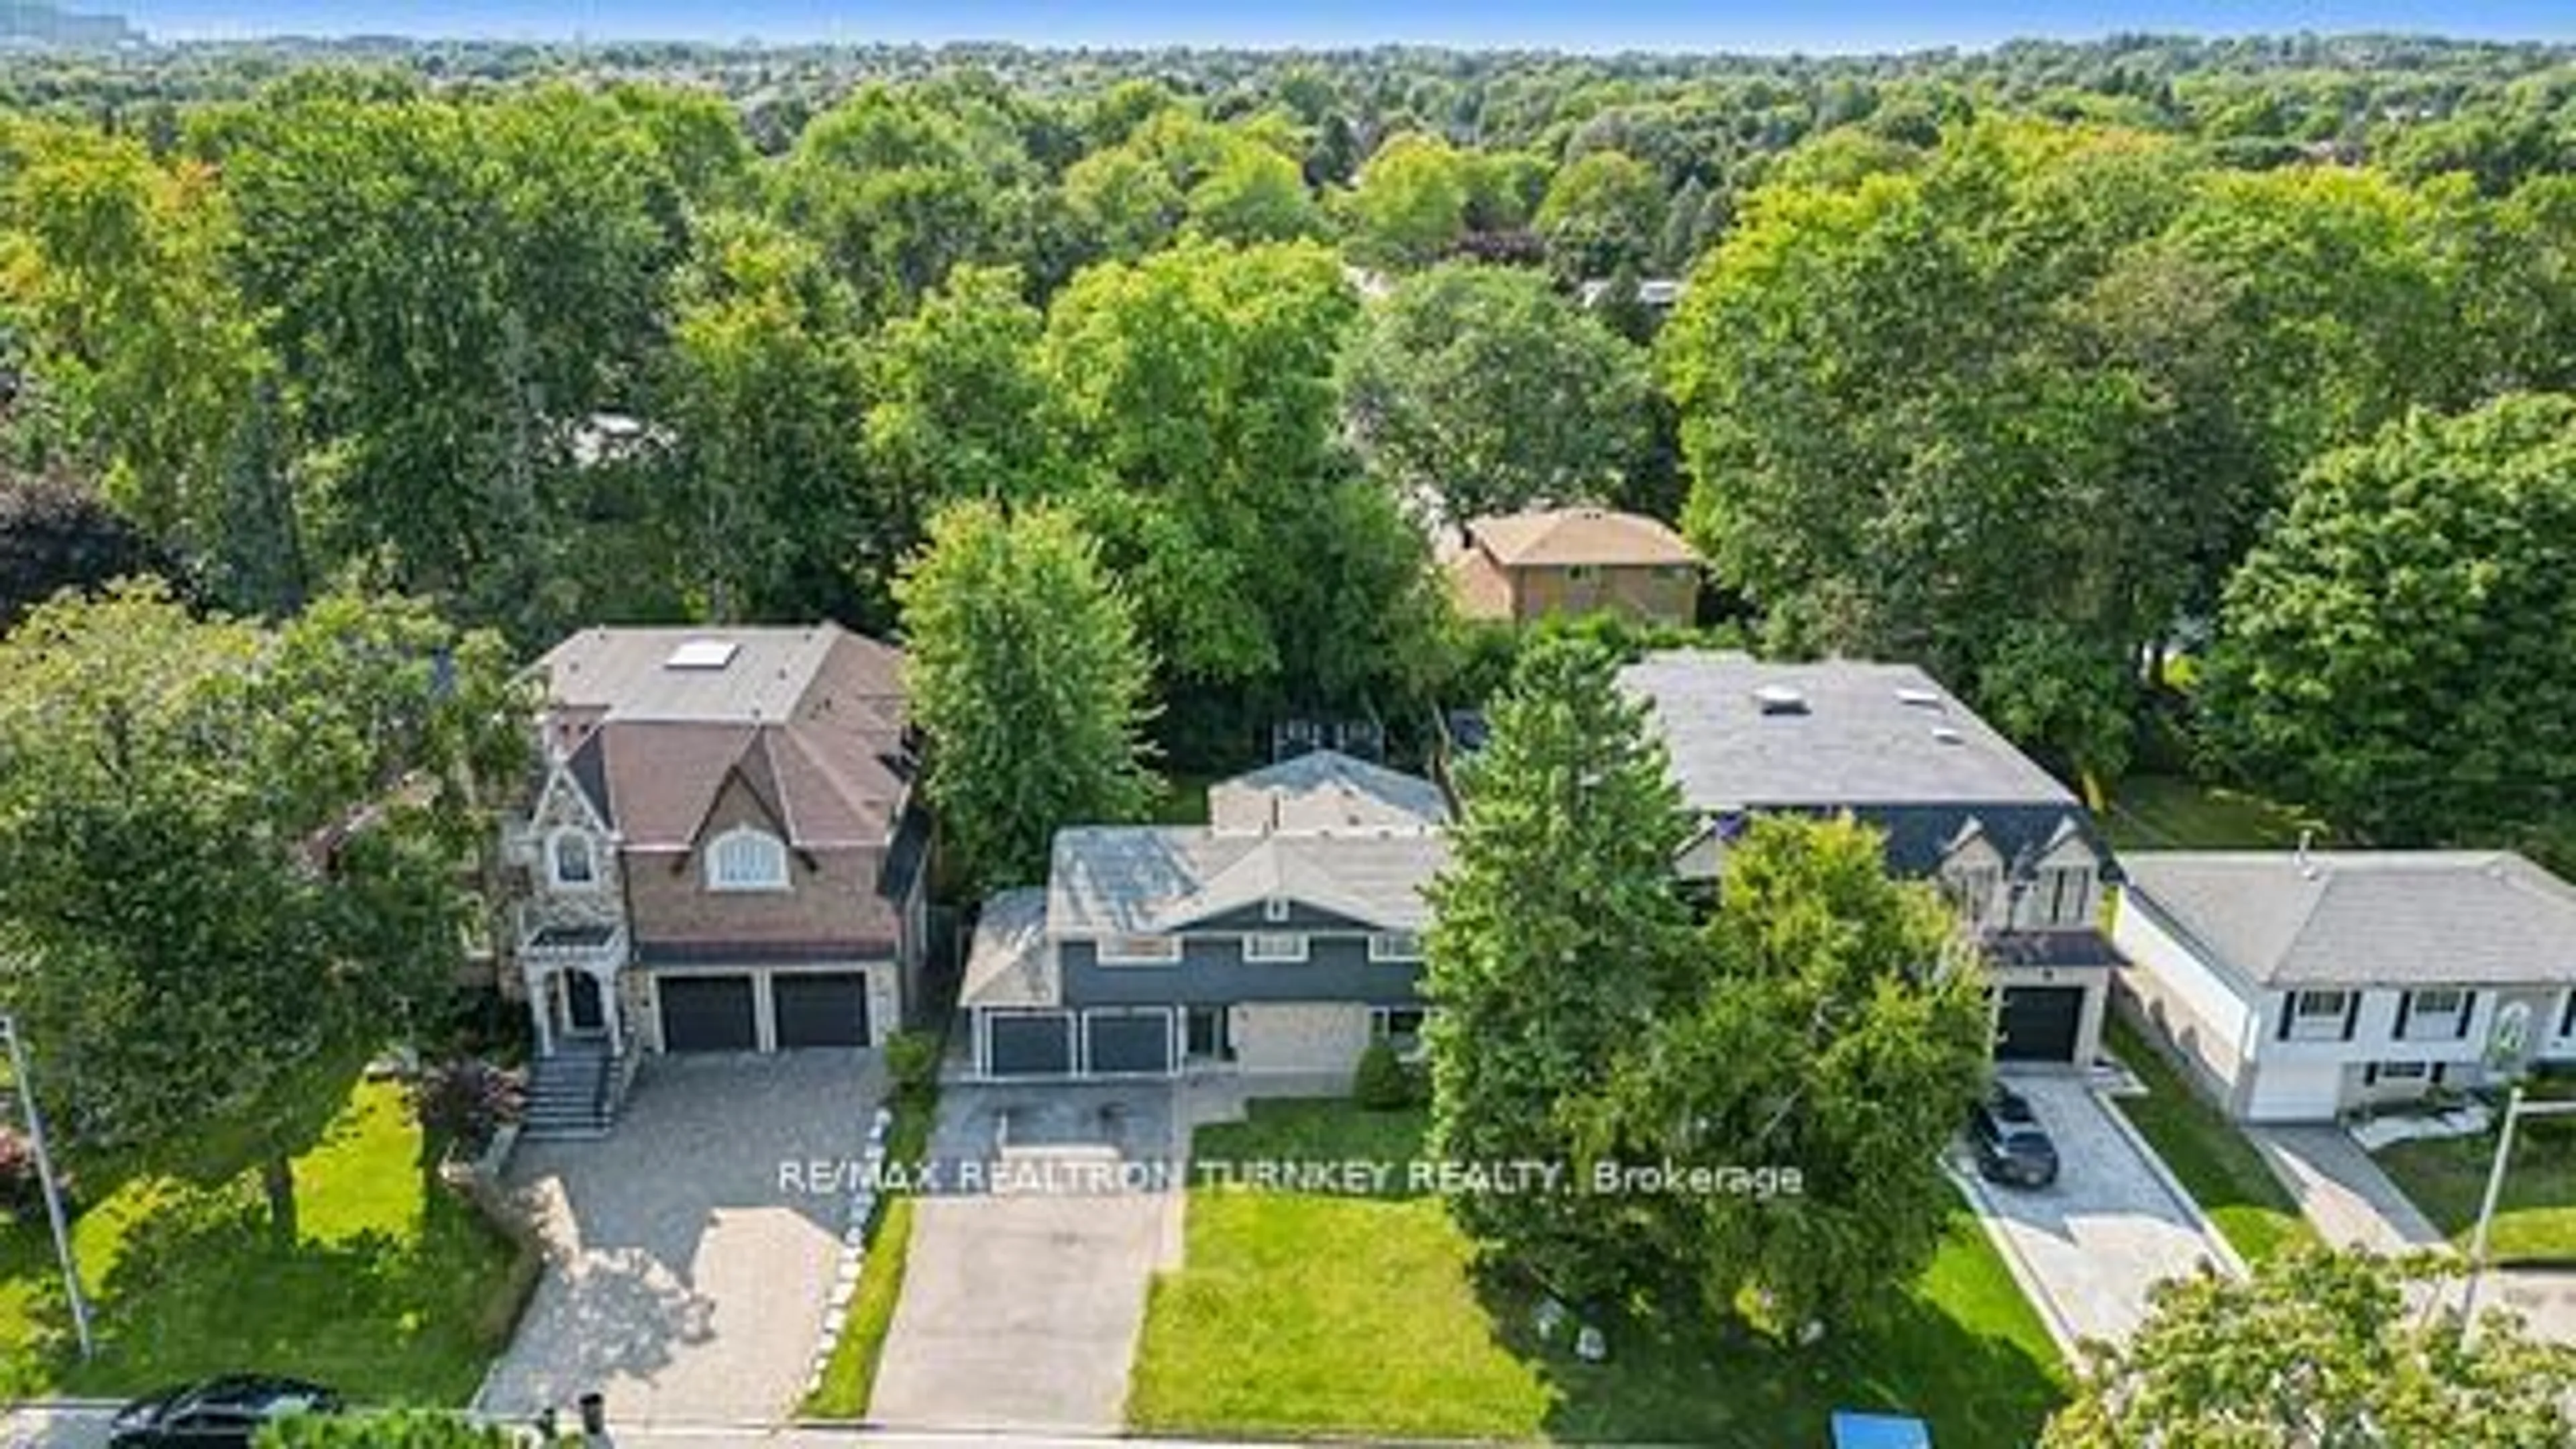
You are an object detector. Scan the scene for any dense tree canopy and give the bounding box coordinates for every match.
[1340,263,1656,527]
[2201,394,2576,847]
[896,500,1158,894]
[2043,1247,2576,1447]
[0,584,526,1234]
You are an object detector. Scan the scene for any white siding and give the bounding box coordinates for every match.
[2112,890,2258,1097]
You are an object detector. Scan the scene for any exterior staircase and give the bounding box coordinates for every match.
[521,1040,619,1140]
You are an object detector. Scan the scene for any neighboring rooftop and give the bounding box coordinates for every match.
[1466,506,1702,569]
[962,887,1057,1010]
[1049,826,1448,937]
[539,624,912,851]
[1619,651,2076,812]
[2122,850,2576,989]
[1209,749,1450,835]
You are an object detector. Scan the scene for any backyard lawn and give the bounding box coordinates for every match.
[2377,1126,2576,1266]
[0,1072,522,1402]
[2103,1018,2317,1266]
[2102,775,2327,854]
[1130,1102,2065,1446]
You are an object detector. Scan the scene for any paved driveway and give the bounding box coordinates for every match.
[869,1083,1181,1432]
[480,1053,884,1427]
[1961,1074,2237,1350]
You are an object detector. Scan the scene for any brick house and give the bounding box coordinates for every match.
[1446,506,1703,627]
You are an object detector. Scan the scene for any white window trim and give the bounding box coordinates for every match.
[2375,1061,2431,1081]
[704,824,791,893]
[2294,989,2352,1019]
[1368,932,1424,963]
[2402,988,2467,1040]
[1243,932,1309,964]
[2042,867,2090,927]
[1097,934,1183,966]
[1370,1005,1434,1060]
[1263,897,1291,923]
[547,828,601,891]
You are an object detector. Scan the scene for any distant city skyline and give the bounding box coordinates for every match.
[107,3,2576,52]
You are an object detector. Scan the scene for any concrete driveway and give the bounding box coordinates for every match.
[1961,1073,2238,1350]
[480,1053,884,1427]
[869,1083,1181,1432]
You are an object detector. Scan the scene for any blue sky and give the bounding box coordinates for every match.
[113,3,2576,51]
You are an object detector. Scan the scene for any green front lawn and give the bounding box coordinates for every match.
[2103,1018,2318,1266]
[0,1073,521,1401]
[1130,1102,2065,1446]
[2376,1126,2576,1266]
[2103,775,2328,853]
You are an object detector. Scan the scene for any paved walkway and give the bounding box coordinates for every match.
[2245,1125,2448,1253]
[870,1084,1182,1432]
[480,1053,885,1426]
[1960,1075,2238,1351]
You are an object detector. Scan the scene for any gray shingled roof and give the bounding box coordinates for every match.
[2123,851,2576,988]
[1048,826,1448,936]
[963,888,1057,1008]
[1618,651,2076,811]
[1208,750,1449,835]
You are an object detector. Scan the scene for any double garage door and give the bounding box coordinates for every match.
[657,969,873,1053]
[982,1007,1175,1078]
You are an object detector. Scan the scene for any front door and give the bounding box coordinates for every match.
[564,971,607,1037]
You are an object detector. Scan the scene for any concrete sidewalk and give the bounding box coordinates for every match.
[2245,1125,2448,1254]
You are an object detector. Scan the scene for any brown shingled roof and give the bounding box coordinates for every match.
[1467,507,1701,568]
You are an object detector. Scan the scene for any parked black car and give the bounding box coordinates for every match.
[109,1375,341,1447]
[1970,1085,2060,1189]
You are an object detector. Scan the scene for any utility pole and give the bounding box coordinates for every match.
[1,1014,92,1359]
[2459,1084,2576,1348]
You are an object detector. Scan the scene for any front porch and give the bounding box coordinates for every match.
[520,922,640,1137]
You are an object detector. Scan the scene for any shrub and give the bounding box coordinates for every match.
[1353,1041,1419,1111]
[886,1030,943,1097]
[409,1058,526,1155]
[258,1408,520,1447]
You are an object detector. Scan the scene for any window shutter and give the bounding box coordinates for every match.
[2457,991,2477,1040]
[2394,992,2414,1041]
[2277,996,2296,1042]
[2341,994,2361,1041]
[2562,991,2576,1039]
[2364,1063,2379,1087]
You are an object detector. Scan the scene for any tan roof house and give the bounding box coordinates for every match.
[500,624,930,1135]
[1447,506,1702,627]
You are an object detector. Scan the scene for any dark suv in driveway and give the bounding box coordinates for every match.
[109,1375,341,1447]
[1969,1084,2060,1189]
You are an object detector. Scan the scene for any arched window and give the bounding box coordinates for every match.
[706,826,790,892]
[549,830,598,889]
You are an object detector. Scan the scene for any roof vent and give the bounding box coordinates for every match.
[1929,725,1966,746]
[665,639,739,671]
[1753,684,1809,716]
[1896,687,1945,709]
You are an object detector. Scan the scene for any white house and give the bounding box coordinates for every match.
[2114,849,2576,1122]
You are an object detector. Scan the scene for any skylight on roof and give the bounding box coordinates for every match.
[1896,687,1945,709]
[665,639,739,671]
[1752,684,1809,716]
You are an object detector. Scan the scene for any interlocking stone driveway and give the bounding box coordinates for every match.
[1962,1073,2237,1350]
[868,1083,1182,1432]
[480,1053,885,1427]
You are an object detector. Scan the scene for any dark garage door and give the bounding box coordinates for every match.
[1997,986,2084,1062]
[987,1012,1073,1077]
[1085,1010,1175,1076]
[660,975,757,1053]
[773,972,871,1049]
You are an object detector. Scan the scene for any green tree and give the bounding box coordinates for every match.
[651,210,867,623]
[1340,262,1655,525]
[859,264,1059,621]
[2202,394,2576,846]
[0,583,527,1238]
[1186,142,1325,244]
[1589,814,1992,1330]
[0,464,172,625]
[2043,1247,2576,1448]
[1535,148,1667,280]
[1343,132,1470,270]
[896,500,1158,894]
[1422,636,1694,1302]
